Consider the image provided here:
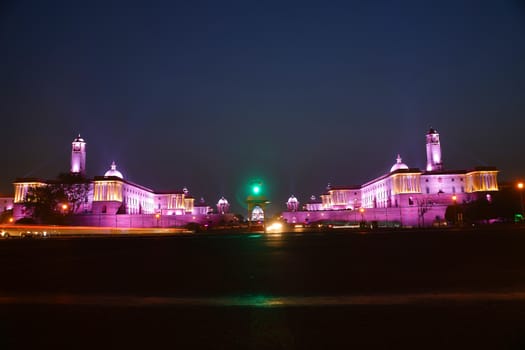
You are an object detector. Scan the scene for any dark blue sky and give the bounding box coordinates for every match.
[1,0,524,214]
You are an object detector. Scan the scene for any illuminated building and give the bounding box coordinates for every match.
[12,135,232,227]
[283,128,499,227]
[0,194,14,213]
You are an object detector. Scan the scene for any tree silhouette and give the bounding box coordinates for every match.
[21,173,91,224]
[56,173,91,213]
[23,184,67,224]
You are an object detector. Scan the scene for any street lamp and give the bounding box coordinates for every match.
[359,208,365,227]
[518,182,524,219]
[451,195,457,225]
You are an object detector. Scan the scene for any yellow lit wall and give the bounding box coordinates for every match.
[93,181,123,202]
[465,171,499,192]
[14,182,46,203]
[392,173,422,194]
[329,189,357,206]
[184,197,194,213]
[168,193,185,210]
[321,194,332,209]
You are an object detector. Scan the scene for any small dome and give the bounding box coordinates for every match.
[217,197,229,206]
[104,161,124,179]
[390,154,409,172]
[427,127,437,134]
[308,195,321,203]
[287,195,299,212]
[217,197,230,214]
[195,197,207,206]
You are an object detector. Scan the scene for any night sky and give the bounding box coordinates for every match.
[1,0,524,215]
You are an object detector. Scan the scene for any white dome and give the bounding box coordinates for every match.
[217,197,229,206]
[390,154,409,172]
[104,161,124,179]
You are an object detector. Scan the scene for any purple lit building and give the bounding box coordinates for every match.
[0,195,14,214]
[282,128,499,227]
[12,136,233,227]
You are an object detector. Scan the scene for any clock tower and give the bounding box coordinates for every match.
[426,128,443,171]
[71,134,86,176]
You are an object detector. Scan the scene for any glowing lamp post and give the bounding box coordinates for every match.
[518,182,524,219]
[451,195,457,225]
[61,204,69,215]
[246,181,269,228]
[359,208,365,227]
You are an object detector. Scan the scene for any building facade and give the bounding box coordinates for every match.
[283,128,499,227]
[12,136,233,227]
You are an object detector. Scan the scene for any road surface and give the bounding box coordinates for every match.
[1,226,525,349]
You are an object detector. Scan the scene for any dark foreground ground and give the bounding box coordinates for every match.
[2,226,525,349]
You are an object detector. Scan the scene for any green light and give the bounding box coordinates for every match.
[253,185,260,194]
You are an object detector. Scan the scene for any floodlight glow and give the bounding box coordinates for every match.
[266,222,283,233]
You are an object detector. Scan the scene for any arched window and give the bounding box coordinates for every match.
[251,206,264,222]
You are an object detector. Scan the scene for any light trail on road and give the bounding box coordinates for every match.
[2,291,525,307]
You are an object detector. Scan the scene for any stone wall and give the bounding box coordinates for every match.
[282,205,449,228]
[65,213,236,228]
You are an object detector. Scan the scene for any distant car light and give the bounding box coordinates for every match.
[266,222,283,233]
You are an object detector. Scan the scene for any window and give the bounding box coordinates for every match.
[426,187,430,194]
